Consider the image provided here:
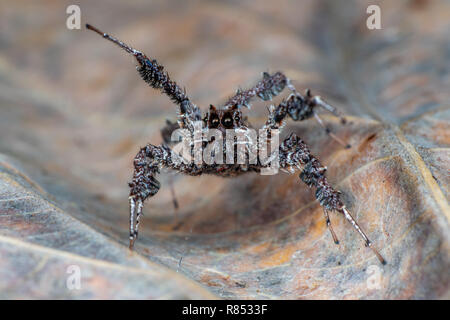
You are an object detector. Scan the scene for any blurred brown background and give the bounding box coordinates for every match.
[0,0,449,299]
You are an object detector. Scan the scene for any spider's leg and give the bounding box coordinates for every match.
[263,89,351,148]
[312,94,347,124]
[161,119,180,145]
[128,144,171,249]
[313,112,351,149]
[340,206,386,264]
[323,208,339,244]
[279,133,385,264]
[86,24,201,131]
[128,196,144,249]
[160,120,181,211]
[129,196,136,249]
[134,197,144,240]
[225,71,288,109]
[168,174,179,210]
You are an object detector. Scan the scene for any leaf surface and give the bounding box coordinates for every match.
[0,0,448,299]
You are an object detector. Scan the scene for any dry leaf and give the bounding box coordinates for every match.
[0,0,449,299]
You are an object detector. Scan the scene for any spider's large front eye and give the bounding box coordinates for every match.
[222,116,233,128]
[210,116,220,128]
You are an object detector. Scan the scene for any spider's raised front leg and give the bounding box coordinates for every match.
[128,144,173,249]
[86,24,202,132]
[265,89,351,148]
[225,72,288,109]
[279,133,385,264]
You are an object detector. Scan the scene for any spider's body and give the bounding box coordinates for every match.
[87,24,386,265]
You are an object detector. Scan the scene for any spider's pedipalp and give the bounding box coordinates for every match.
[279,133,385,264]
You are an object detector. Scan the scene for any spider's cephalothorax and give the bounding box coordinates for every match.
[87,24,386,265]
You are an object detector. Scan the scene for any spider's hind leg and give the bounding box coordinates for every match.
[279,133,385,264]
[323,208,339,244]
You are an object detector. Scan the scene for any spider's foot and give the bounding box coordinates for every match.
[331,131,351,149]
[327,130,351,149]
[316,114,351,149]
[128,195,140,250]
[331,231,340,245]
[129,235,136,250]
[367,241,386,265]
[340,206,386,265]
[324,209,340,245]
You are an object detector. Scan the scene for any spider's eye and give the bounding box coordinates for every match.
[210,116,220,128]
[222,116,233,128]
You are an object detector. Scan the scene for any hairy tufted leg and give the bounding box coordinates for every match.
[128,144,171,249]
[279,133,385,264]
[264,89,351,148]
[225,71,288,109]
[86,24,202,131]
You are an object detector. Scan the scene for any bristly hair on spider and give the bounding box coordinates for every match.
[86,23,386,265]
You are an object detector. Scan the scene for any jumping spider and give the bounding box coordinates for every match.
[87,24,385,265]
